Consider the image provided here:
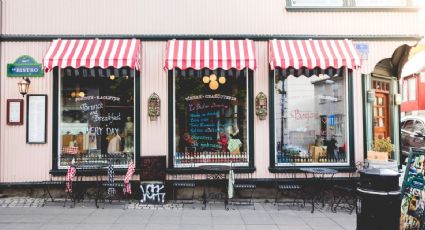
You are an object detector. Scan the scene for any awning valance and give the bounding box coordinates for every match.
[43,39,141,72]
[269,39,361,71]
[164,39,256,71]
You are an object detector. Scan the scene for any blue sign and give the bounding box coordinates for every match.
[355,43,369,60]
[7,55,44,77]
[328,115,335,126]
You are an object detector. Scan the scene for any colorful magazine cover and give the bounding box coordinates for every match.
[400,148,425,230]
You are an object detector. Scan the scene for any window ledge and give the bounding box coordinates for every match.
[166,167,256,174]
[286,6,421,12]
[49,168,140,176]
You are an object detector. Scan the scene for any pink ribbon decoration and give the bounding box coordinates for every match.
[123,161,135,194]
[65,166,76,193]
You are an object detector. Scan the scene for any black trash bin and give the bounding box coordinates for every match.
[357,168,401,230]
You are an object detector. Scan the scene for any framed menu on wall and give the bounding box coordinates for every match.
[7,99,24,125]
[26,94,47,144]
[400,148,425,230]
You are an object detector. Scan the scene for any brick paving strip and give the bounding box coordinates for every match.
[0,197,184,209]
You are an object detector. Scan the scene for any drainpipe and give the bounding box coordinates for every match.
[0,0,3,184]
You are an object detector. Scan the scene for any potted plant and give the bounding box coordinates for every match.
[367,137,394,161]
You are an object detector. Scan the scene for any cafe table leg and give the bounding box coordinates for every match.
[202,180,207,210]
[94,175,102,209]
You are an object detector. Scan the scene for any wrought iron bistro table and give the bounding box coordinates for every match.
[299,167,338,213]
[71,162,109,208]
[198,165,231,210]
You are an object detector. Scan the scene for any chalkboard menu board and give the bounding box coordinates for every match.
[400,148,425,230]
[186,95,233,151]
[140,156,166,181]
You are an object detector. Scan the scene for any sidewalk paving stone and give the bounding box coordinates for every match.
[213,225,246,230]
[0,198,356,230]
[278,225,313,230]
[213,215,245,225]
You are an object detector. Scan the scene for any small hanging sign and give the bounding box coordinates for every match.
[255,92,268,120]
[148,93,160,121]
[7,55,44,77]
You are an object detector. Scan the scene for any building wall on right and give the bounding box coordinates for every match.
[402,72,425,116]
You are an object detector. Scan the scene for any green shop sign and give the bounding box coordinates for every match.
[7,55,44,77]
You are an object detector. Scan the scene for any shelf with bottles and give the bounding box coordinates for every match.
[59,151,134,167]
[276,152,348,164]
[174,151,248,167]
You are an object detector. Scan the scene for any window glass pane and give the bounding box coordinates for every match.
[355,0,406,6]
[174,69,248,167]
[274,74,347,165]
[402,80,408,102]
[409,78,416,101]
[289,0,344,6]
[59,67,135,168]
[378,108,383,116]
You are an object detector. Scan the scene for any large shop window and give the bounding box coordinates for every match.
[273,71,348,166]
[269,39,361,167]
[58,67,135,168]
[173,69,249,167]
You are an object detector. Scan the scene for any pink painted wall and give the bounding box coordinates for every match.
[140,42,169,159]
[0,42,52,182]
[252,42,270,178]
[2,0,424,36]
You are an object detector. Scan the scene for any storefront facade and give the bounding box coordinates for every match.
[0,0,424,182]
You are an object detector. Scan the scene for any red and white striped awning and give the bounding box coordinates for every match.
[269,39,361,70]
[164,40,256,70]
[43,39,141,72]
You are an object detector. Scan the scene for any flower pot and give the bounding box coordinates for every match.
[367,151,388,161]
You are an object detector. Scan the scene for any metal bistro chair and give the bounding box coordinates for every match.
[331,162,364,213]
[101,160,136,209]
[42,173,67,207]
[274,161,306,210]
[171,160,196,208]
[229,163,256,209]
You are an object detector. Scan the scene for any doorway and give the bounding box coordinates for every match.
[373,80,390,139]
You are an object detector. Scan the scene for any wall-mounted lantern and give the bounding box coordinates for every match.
[255,92,267,120]
[18,77,31,97]
[148,93,160,121]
